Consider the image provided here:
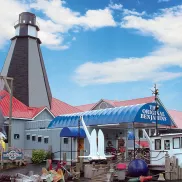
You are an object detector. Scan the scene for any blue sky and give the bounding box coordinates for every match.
[0,0,182,110]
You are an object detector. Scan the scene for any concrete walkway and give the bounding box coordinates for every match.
[0,163,46,176]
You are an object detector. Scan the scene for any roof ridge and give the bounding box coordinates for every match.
[169,109,182,112]
[74,96,155,108]
[75,102,96,107]
[114,95,155,103]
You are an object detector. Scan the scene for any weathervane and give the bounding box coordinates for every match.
[151,84,159,136]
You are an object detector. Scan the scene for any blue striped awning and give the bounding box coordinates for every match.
[48,103,174,129]
[60,127,86,138]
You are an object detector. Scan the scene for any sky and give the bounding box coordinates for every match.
[0,0,182,111]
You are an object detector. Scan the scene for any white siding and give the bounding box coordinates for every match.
[28,25,37,37]
[34,110,54,121]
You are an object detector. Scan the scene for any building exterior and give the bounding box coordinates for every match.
[0,89,180,161]
[0,12,181,162]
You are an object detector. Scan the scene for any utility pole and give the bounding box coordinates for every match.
[151,84,159,136]
[0,76,13,148]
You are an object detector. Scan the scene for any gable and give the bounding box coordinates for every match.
[92,100,114,110]
[34,109,54,120]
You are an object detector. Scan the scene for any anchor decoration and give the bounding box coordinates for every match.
[79,116,113,160]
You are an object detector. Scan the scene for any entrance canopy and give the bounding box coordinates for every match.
[48,103,175,129]
[60,127,86,138]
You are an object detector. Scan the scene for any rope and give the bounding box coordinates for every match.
[138,153,166,161]
[127,171,175,179]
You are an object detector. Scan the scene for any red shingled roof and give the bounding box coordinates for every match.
[50,98,82,116]
[75,96,155,111]
[168,110,182,128]
[76,103,96,111]
[114,96,155,107]
[0,90,82,119]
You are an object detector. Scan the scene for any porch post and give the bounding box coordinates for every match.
[125,129,128,160]
[60,137,62,161]
[71,137,72,166]
[133,122,136,159]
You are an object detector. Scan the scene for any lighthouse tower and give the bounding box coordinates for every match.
[1,12,52,109]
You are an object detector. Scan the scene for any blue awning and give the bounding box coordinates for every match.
[60,127,86,138]
[48,103,174,129]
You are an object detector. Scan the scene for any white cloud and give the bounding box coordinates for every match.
[123,9,146,16]
[74,46,182,86]
[158,0,171,3]
[0,0,28,48]
[31,0,116,29]
[31,0,116,48]
[74,5,182,85]
[36,18,69,49]
[77,9,116,29]
[0,0,116,50]
[121,5,182,47]
[109,3,123,10]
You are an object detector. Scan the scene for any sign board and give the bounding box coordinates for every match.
[2,150,23,161]
[135,103,172,126]
[140,104,167,122]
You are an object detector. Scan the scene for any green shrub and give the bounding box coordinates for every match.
[32,149,46,164]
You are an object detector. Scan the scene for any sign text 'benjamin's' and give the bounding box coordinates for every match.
[140,105,167,121]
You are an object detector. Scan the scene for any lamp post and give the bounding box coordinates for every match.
[151,84,159,136]
[78,117,81,161]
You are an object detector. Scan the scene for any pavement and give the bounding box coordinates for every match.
[0,163,46,176]
[0,164,182,182]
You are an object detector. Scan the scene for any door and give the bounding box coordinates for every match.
[77,138,84,160]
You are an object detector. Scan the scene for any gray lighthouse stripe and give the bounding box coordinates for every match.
[28,38,50,108]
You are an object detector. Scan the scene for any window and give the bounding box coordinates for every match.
[14,134,20,140]
[151,129,156,136]
[164,140,170,150]
[64,138,69,144]
[173,137,180,149]
[38,136,42,142]
[155,139,161,150]
[32,135,36,141]
[26,134,30,140]
[138,130,143,138]
[44,137,49,144]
